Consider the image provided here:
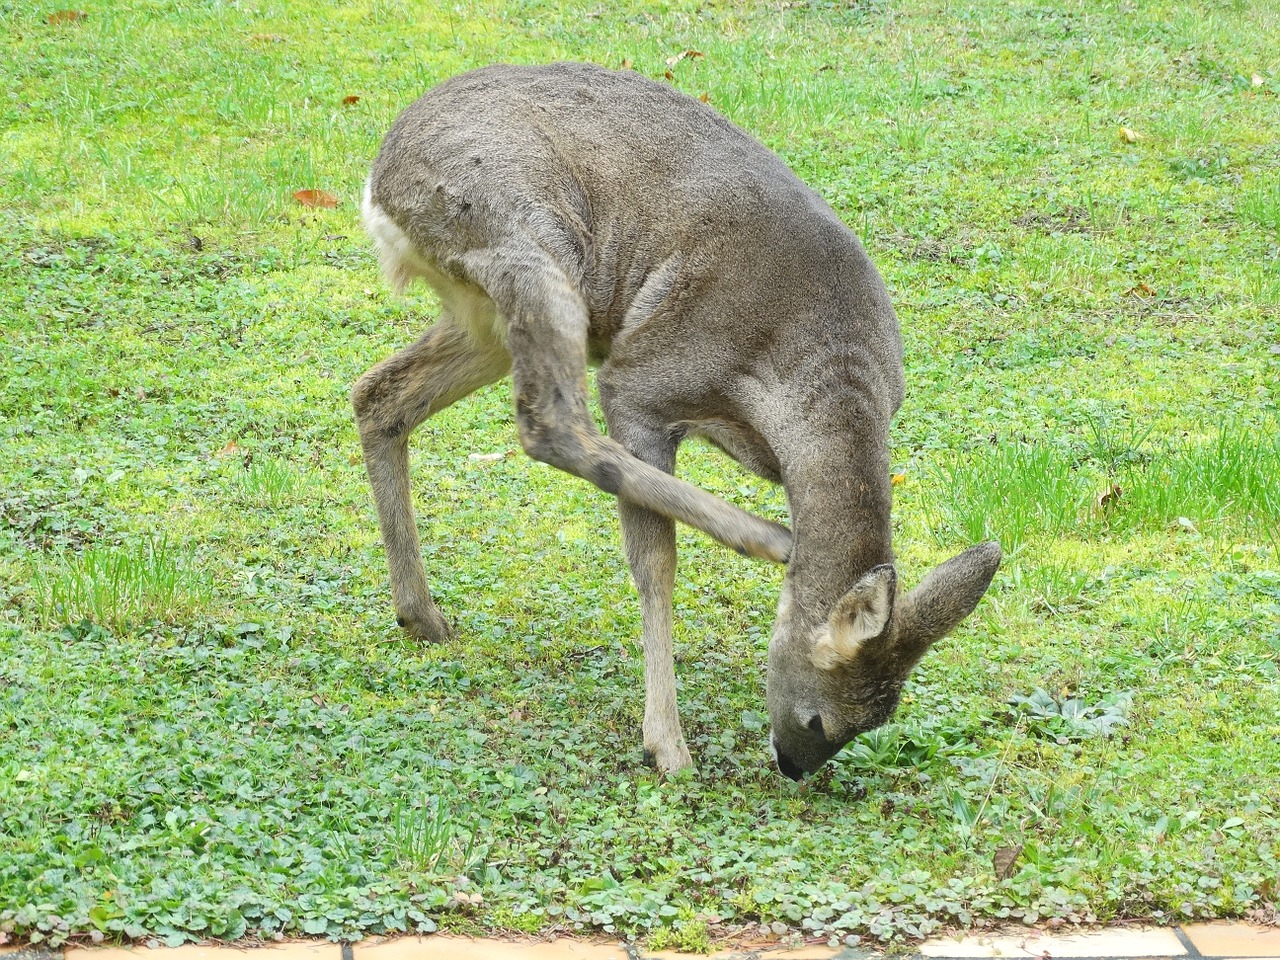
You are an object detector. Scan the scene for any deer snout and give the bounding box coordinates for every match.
[769,730,806,781]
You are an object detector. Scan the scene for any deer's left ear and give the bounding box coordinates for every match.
[811,564,896,670]
[891,541,1002,671]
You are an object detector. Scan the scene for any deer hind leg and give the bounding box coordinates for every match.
[351,319,510,641]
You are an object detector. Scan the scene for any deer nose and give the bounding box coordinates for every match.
[769,729,805,780]
[775,750,805,781]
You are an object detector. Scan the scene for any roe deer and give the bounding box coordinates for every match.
[353,62,1001,779]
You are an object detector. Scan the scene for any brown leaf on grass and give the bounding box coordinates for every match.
[664,70,674,81]
[341,94,361,106]
[1119,126,1142,143]
[217,440,241,457]
[698,92,711,103]
[1096,483,1122,513]
[293,189,338,209]
[666,49,705,67]
[1126,281,1155,297]
[993,844,1024,880]
[47,9,86,23]
[621,58,634,70]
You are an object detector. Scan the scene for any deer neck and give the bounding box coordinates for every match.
[779,435,894,620]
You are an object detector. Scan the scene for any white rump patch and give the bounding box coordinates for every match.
[362,181,429,294]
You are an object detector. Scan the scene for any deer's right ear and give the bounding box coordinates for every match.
[811,564,897,670]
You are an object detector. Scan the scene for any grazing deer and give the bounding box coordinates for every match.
[353,62,1001,779]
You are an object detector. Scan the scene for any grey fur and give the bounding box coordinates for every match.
[352,62,1001,776]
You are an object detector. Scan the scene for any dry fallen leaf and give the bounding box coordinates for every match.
[1096,483,1122,512]
[1126,281,1156,297]
[890,470,907,486]
[666,49,705,67]
[993,844,1024,880]
[664,70,674,81]
[698,92,711,103]
[621,58,634,70]
[341,94,361,106]
[1119,126,1142,143]
[47,9,86,23]
[218,440,241,457]
[293,189,338,209]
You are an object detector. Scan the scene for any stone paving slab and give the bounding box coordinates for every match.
[354,936,627,960]
[918,925,1187,958]
[1181,924,1280,958]
[4,923,1279,960]
[62,946,339,960]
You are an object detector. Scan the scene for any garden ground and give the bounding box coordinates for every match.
[1,0,1278,951]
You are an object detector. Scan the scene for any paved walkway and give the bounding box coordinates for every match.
[3,922,1279,960]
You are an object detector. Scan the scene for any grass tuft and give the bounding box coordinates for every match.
[922,441,1093,552]
[33,537,210,632]
[386,798,469,876]
[1238,179,1280,232]
[1117,428,1280,543]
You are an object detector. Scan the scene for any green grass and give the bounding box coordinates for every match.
[33,536,210,633]
[2,0,1279,949]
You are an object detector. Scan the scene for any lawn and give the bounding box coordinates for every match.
[2,0,1279,950]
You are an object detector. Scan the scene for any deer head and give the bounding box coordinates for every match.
[767,541,1002,779]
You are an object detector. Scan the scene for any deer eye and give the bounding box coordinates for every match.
[807,714,825,736]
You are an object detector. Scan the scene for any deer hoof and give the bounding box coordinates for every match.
[643,740,694,774]
[396,608,454,644]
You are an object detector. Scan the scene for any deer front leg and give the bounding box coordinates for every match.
[352,319,510,641]
[468,248,791,563]
[621,498,692,773]
[606,411,692,773]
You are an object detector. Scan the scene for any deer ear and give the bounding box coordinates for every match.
[892,541,1001,671]
[811,564,896,670]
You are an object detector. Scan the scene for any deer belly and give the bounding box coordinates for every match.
[686,418,781,483]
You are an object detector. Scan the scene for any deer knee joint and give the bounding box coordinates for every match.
[517,417,571,468]
[352,370,409,442]
[590,458,623,495]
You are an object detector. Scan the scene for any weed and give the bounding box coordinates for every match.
[922,441,1093,552]
[32,537,210,632]
[1007,688,1133,742]
[1078,407,1155,473]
